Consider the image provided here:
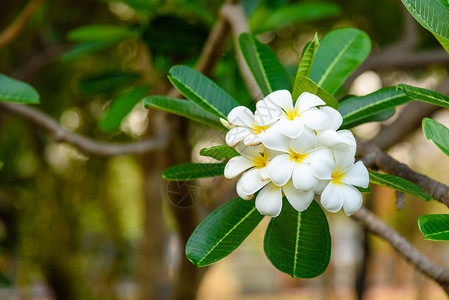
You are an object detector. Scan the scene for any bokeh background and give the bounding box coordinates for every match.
[0,0,449,299]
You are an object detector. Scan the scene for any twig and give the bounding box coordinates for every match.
[221,3,263,100]
[352,207,449,293]
[356,137,449,208]
[0,0,46,49]
[0,101,169,156]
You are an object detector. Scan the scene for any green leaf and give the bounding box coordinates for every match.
[310,28,371,95]
[99,86,149,132]
[252,2,340,33]
[200,145,239,160]
[264,199,331,278]
[369,171,432,201]
[293,76,338,108]
[238,33,292,96]
[143,96,223,129]
[61,40,119,62]
[168,66,240,119]
[0,74,39,104]
[338,87,410,129]
[186,197,264,266]
[292,33,320,101]
[163,163,226,181]
[418,214,449,241]
[68,25,139,42]
[397,84,449,109]
[422,118,449,157]
[78,71,140,95]
[400,0,449,54]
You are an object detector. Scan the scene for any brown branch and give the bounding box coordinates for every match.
[356,137,449,208]
[352,207,449,293]
[0,0,45,49]
[221,3,263,100]
[0,101,169,156]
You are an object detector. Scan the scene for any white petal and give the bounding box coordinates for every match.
[295,92,325,112]
[261,124,291,152]
[282,181,315,212]
[341,161,369,188]
[236,179,253,200]
[224,156,253,179]
[341,184,363,216]
[236,143,264,160]
[243,133,262,146]
[291,163,318,191]
[315,179,330,194]
[265,89,293,112]
[259,167,270,180]
[227,106,255,127]
[289,127,316,153]
[226,127,251,147]
[266,154,294,186]
[333,144,356,170]
[338,130,356,147]
[306,148,336,180]
[220,118,234,130]
[320,106,343,130]
[301,109,329,131]
[316,130,348,148]
[239,168,270,195]
[254,99,283,126]
[320,182,344,213]
[278,117,304,138]
[255,183,283,217]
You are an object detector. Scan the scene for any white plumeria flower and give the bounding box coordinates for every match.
[254,181,315,217]
[224,106,269,147]
[320,146,369,216]
[224,144,271,199]
[263,128,335,192]
[254,90,329,138]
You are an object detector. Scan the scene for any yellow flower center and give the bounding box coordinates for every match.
[253,124,268,134]
[331,169,345,185]
[289,150,307,163]
[253,153,268,169]
[285,108,299,121]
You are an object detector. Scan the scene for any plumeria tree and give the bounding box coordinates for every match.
[1,0,449,299]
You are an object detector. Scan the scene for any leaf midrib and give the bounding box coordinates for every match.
[252,38,272,94]
[293,211,301,275]
[425,229,449,239]
[317,34,358,87]
[341,93,406,121]
[197,206,258,266]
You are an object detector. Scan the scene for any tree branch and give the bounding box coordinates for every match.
[0,0,45,49]
[356,137,449,208]
[0,101,169,156]
[352,207,449,293]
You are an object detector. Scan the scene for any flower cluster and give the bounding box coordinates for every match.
[222,90,369,217]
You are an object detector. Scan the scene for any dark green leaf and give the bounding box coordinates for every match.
[186,197,264,266]
[68,25,139,42]
[397,84,449,109]
[400,0,449,54]
[293,33,319,101]
[143,96,223,129]
[200,145,239,160]
[339,87,410,129]
[264,199,331,278]
[0,74,39,104]
[293,76,338,108]
[238,33,292,96]
[99,86,149,132]
[78,72,140,95]
[310,28,371,95]
[163,163,226,181]
[418,214,449,241]
[61,40,119,62]
[252,2,340,33]
[369,171,432,201]
[168,66,240,119]
[422,118,449,157]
